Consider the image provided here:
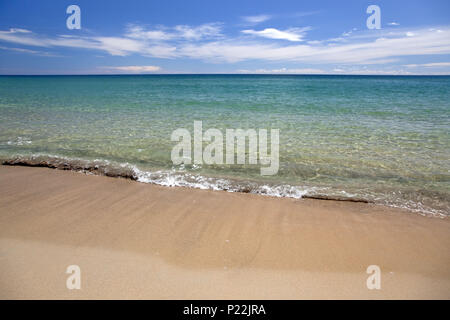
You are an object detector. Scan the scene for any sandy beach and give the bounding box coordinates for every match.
[0,165,449,299]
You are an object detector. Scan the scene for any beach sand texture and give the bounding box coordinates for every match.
[0,165,449,299]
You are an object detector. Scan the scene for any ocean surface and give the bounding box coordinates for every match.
[0,75,449,217]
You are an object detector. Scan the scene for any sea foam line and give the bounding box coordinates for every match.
[1,154,447,218]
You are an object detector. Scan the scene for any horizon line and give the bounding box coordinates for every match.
[1,73,450,76]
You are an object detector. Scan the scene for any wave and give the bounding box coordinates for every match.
[1,155,448,218]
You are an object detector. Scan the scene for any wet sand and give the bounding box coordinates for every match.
[0,165,449,299]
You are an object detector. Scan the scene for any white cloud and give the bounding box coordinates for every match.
[181,28,450,64]
[388,22,400,26]
[0,28,53,47]
[175,28,450,65]
[9,28,32,33]
[237,67,325,74]
[0,45,38,53]
[101,65,161,73]
[0,29,178,58]
[174,23,222,40]
[236,67,421,75]
[126,26,174,41]
[0,25,450,68]
[241,15,271,24]
[125,23,222,41]
[242,27,310,42]
[93,36,147,56]
[405,62,450,68]
[332,69,413,75]
[342,28,358,37]
[0,45,54,56]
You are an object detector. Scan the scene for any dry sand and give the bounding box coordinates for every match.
[0,165,449,299]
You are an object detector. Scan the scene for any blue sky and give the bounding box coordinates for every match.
[0,0,449,74]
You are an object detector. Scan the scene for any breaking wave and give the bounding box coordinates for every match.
[2,155,448,218]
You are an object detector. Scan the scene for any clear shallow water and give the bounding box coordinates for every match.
[0,75,449,217]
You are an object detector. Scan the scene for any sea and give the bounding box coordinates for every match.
[0,75,449,217]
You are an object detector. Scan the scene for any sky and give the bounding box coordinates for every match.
[0,0,449,75]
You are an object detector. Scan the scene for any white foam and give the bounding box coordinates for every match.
[3,154,448,218]
[7,137,32,146]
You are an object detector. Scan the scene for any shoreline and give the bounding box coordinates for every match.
[1,159,371,203]
[1,165,449,299]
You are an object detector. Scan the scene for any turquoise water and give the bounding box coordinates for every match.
[0,75,449,216]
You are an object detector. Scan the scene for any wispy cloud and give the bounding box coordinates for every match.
[174,23,223,40]
[0,28,177,57]
[180,28,450,64]
[241,15,272,25]
[8,28,32,34]
[388,22,400,26]
[404,62,450,68]
[342,28,358,37]
[237,67,417,75]
[241,27,310,42]
[100,65,161,73]
[237,67,325,74]
[125,23,223,41]
[0,45,56,56]
[1,25,450,68]
[332,68,413,75]
[125,26,174,41]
